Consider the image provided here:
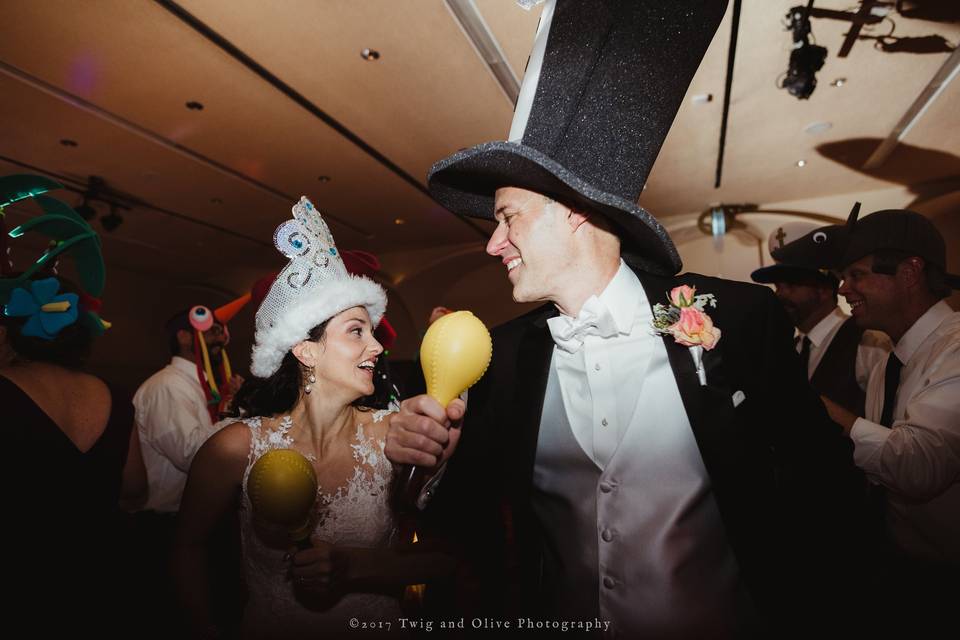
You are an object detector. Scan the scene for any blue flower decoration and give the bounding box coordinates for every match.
[3,277,79,340]
[329,247,337,256]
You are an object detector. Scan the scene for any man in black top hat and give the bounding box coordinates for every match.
[387,1,865,635]
[819,209,960,620]
[751,222,889,415]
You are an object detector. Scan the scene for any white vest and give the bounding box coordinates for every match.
[532,336,755,637]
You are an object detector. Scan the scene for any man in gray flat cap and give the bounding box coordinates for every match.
[822,208,959,632]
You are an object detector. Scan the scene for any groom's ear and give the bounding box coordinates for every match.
[567,208,590,232]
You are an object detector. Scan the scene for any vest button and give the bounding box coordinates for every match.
[601,529,614,542]
[603,576,616,589]
[599,482,613,493]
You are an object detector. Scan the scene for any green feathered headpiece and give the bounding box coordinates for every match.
[1,174,109,336]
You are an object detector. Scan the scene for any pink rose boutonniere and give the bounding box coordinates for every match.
[652,285,721,385]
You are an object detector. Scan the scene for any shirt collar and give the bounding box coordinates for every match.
[804,306,846,348]
[171,355,198,376]
[598,259,646,334]
[894,300,954,365]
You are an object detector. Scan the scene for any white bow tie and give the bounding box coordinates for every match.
[547,296,619,353]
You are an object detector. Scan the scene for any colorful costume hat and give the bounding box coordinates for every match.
[427,0,729,275]
[750,207,865,287]
[1,174,110,338]
[340,249,396,351]
[166,303,240,421]
[246,250,397,357]
[762,204,862,281]
[250,197,387,378]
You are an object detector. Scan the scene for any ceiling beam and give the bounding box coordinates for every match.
[153,0,491,241]
[864,45,960,170]
[445,0,521,106]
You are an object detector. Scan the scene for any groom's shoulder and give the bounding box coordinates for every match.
[652,271,776,308]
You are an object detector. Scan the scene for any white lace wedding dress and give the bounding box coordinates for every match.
[238,410,401,638]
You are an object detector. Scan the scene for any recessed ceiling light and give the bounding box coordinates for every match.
[59,139,78,147]
[796,159,807,167]
[394,218,405,225]
[830,78,846,87]
[804,121,833,135]
[185,101,204,111]
[317,175,331,183]
[360,48,381,61]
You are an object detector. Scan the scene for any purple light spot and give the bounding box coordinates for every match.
[68,53,99,97]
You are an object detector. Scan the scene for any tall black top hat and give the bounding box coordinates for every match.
[428,0,729,276]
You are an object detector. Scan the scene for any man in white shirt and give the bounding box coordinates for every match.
[134,307,239,513]
[386,1,867,635]
[752,225,890,414]
[129,305,242,635]
[822,209,960,631]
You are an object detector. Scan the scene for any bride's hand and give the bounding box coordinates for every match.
[290,537,345,609]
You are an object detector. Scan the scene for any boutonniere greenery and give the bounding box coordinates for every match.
[652,285,720,385]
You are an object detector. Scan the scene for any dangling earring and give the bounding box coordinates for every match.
[304,367,316,395]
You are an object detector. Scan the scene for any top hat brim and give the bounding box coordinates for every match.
[428,141,682,276]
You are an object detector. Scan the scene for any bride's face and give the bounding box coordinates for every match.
[314,306,383,399]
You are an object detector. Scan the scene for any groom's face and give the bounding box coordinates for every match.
[487,186,573,304]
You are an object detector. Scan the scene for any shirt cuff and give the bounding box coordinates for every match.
[850,417,892,474]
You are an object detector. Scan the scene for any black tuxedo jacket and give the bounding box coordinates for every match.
[422,269,868,629]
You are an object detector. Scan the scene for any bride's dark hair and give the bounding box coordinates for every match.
[231,320,394,418]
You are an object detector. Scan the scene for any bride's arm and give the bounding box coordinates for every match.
[345,542,460,590]
[291,539,459,597]
[172,422,250,638]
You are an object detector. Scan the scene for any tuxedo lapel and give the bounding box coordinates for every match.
[636,273,742,480]
[510,305,558,487]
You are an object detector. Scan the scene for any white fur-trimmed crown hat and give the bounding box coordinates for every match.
[250,196,387,378]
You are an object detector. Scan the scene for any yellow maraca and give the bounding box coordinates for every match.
[246,449,318,546]
[420,310,493,408]
[403,310,491,499]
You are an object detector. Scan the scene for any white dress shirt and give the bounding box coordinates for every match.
[133,356,218,512]
[546,261,652,469]
[797,306,890,388]
[850,301,960,565]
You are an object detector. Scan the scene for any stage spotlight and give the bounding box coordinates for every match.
[781,5,828,100]
[100,205,123,232]
[75,199,97,221]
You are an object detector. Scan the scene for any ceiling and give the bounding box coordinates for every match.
[1,0,958,369]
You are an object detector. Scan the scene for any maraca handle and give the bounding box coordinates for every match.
[402,464,426,507]
[292,536,312,551]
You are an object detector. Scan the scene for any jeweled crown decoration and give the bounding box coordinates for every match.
[256,197,347,333]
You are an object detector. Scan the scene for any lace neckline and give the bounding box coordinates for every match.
[242,407,394,505]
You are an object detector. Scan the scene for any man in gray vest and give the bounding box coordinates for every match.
[751,221,889,415]
[386,1,866,636]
